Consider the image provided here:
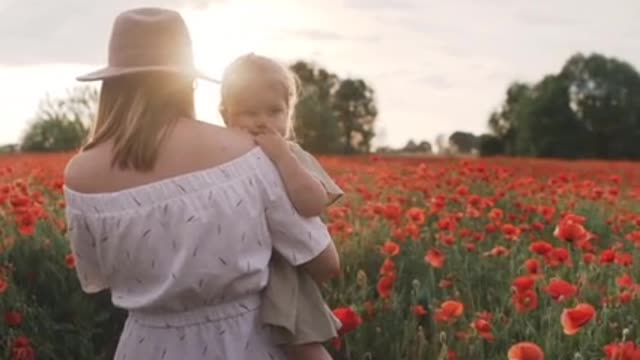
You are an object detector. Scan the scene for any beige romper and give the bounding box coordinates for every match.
[261,143,344,345]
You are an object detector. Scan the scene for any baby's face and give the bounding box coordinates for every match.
[224,84,289,137]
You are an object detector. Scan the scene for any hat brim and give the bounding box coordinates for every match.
[76,65,219,83]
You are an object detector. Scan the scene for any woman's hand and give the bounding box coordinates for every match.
[252,123,292,164]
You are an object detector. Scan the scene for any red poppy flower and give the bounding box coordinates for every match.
[11,336,35,360]
[502,223,522,241]
[484,246,510,257]
[0,276,8,294]
[17,212,36,237]
[617,274,635,288]
[332,307,362,335]
[488,208,504,222]
[544,278,578,302]
[435,300,464,323]
[524,259,542,276]
[381,241,400,257]
[512,275,536,293]
[406,207,426,225]
[554,220,589,244]
[600,249,616,264]
[473,319,495,341]
[529,241,553,255]
[512,289,538,313]
[425,248,445,268]
[508,342,545,360]
[64,254,76,269]
[380,258,396,277]
[377,274,395,299]
[561,303,596,335]
[439,279,454,289]
[412,305,428,317]
[5,310,22,327]
[545,247,572,268]
[603,341,640,360]
[626,231,640,246]
[404,222,420,240]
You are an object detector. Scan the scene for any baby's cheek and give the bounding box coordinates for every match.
[228,116,253,130]
[273,118,289,137]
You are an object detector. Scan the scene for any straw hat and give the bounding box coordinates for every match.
[77,7,217,82]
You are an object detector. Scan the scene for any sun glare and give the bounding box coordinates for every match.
[180,1,303,124]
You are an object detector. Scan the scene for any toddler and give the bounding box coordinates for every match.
[219,53,343,360]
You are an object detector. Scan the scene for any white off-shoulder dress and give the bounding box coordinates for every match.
[63,147,332,360]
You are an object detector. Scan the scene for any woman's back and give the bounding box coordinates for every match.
[64,121,332,359]
[64,120,255,194]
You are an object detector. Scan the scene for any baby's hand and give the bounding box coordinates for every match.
[253,123,291,164]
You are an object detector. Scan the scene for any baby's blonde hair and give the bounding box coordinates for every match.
[219,53,299,138]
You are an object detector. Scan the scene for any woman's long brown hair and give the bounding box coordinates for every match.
[83,72,195,171]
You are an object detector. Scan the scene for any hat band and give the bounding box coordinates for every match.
[109,45,194,68]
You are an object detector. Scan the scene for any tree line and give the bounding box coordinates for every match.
[12,52,640,160]
[478,52,640,160]
[384,52,640,160]
[15,61,378,154]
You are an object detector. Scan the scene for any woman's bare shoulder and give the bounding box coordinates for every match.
[63,144,111,193]
[175,120,256,161]
[63,120,258,194]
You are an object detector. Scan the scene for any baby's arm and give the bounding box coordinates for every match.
[253,125,328,217]
[271,152,328,217]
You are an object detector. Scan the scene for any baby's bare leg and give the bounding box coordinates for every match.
[284,343,333,360]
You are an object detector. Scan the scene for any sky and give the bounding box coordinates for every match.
[1,0,639,148]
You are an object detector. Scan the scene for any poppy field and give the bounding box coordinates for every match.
[1,152,640,359]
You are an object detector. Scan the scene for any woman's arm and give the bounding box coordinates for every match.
[299,241,340,284]
[63,209,109,293]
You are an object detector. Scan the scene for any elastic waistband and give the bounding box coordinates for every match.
[128,293,261,328]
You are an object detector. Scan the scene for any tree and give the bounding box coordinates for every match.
[333,79,377,153]
[290,61,378,154]
[402,139,432,153]
[513,75,587,158]
[290,61,343,153]
[448,131,477,153]
[478,134,504,156]
[486,52,640,160]
[22,86,98,152]
[375,146,394,153]
[21,118,88,152]
[488,82,531,155]
[417,141,433,153]
[561,53,640,159]
[293,94,342,154]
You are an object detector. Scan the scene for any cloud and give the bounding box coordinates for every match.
[280,28,379,43]
[0,0,224,65]
[280,29,347,41]
[515,9,580,27]
[2,0,640,149]
[343,0,418,10]
[418,74,453,90]
[187,0,224,9]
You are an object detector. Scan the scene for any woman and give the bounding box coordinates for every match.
[63,7,340,360]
